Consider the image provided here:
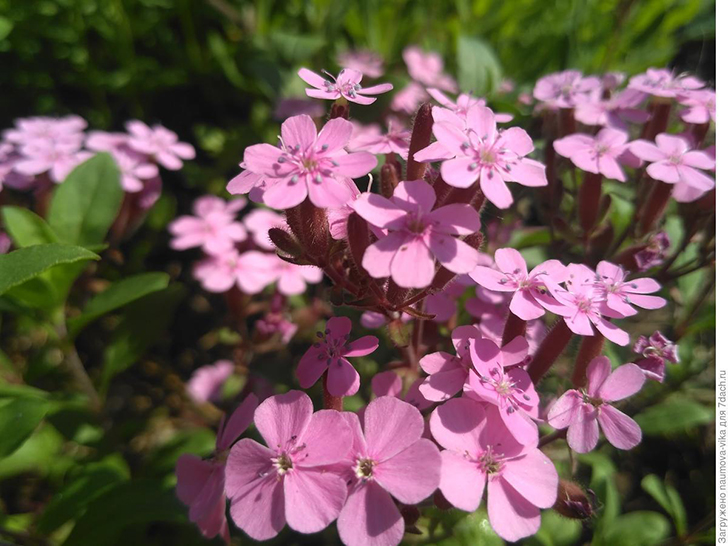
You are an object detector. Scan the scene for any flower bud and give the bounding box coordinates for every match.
[553,480,596,520]
[346,213,371,276]
[329,97,350,120]
[406,103,434,181]
[380,163,400,198]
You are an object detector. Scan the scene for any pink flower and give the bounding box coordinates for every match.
[4,115,86,148]
[298,68,393,105]
[550,264,630,346]
[242,208,285,249]
[426,104,547,208]
[273,98,325,120]
[169,196,247,255]
[225,391,353,540]
[593,261,666,317]
[337,50,384,78]
[347,118,411,159]
[187,360,235,403]
[427,88,514,123]
[370,371,434,412]
[402,46,457,92]
[14,141,92,183]
[193,249,247,293]
[547,356,645,453]
[553,128,639,182]
[464,337,539,445]
[0,232,11,253]
[85,131,129,152]
[634,231,671,271]
[240,251,323,295]
[227,167,268,204]
[111,149,159,192]
[391,82,429,114]
[125,120,195,170]
[469,248,568,320]
[677,89,716,124]
[628,67,704,98]
[352,180,480,288]
[336,397,441,546]
[176,394,258,542]
[296,316,379,396]
[574,88,649,130]
[533,70,601,108]
[243,115,377,209]
[430,398,558,542]
[630,133,715,200]
[633,331,679,382]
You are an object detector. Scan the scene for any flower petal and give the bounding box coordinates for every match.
[254,391,313,450]
[597,363,645,402]
[365,396,424,461]
[598,405,642,450]
[375,439,441,504]
[284,468,347,533]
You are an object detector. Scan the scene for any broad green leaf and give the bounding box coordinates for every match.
[47,153,123,246]
[62,480,187,546]
[641,474,688,536]
[439,508,504,546]
[144,428,216,476]
[0,425,67,480]
[525,510,582,546]
[0,397,49,457]
[0,244,99,296]
[636,398,713,436]
[0,382,49,400]
[457,36,502,95]
[100,284,185,392]
[67,272,170,337]
[599,511,670,546]
[1,206,59,247]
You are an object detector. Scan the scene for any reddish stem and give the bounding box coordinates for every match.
[579,172,602,235]
[528,319,573,384]
[502,310,526,346]
[571,331,604,389]
[322,370,343,411]
[638,180,673,236]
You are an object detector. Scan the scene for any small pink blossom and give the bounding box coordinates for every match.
[593,260,666,317]
[225,391,353,540]
[634,231,671,271]
[187,360,235,403]
[111,149,159,192]
[336,397,441,546]
[242,208,285,249]
[337,50,384,78]
[85,131,129,152]
[630,133,715,200]
[574,88,649,130]
[391,82,430,114]
[431,398,558,542]
[370,371,434,411]
[633,331,679,382]
[4,115,86,148]
[125,120,195,170]
[169,196,247,255]
[427,88,514,123]
[242,115,377,209]
[533,70,601,108]
[298,68,393,105]
[352,180,480,288]
[347,118,411,159]
[176,394,258,542]
[554,128,639,182]
[296,316,379,396]
[547,356,645,453]
[628,67,704,98]
[227,168,268,203]
[402,46,457,92]
[677,89,716,124]
[14,141,92,183]
[469,248,568,320]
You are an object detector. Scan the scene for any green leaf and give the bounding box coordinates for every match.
[62,480,186,546]
[1,206,59,247]
[439,508,504,546]
[67,272,170,337]
[100,284,185,393]
[636,398,713,436]
[641,475,688,536]
[457,36,503,95]
[526,510,582,546]
[0,244,99,296]
[47,153,123,246]
[599,511,670,546]
[0,397,49,457]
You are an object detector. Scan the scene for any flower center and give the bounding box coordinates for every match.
[273,453,294,475]
[473,447,504,476]
[355,457,376,479]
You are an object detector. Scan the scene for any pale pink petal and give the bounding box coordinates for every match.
[501,336,530,367]
[566,403,599,453]
[375,438,441,503]
[507,158,548,187]
[466,104,497,137]
[335,152,378,178]
[426,204,481,235]
[682,150,715,170]
[593,318,629,346]
[498,404,538,446]
[371,371,403,398]
[546,390,582,429]
[392,180,436,213]
[598,405,642,450]
[599,155,626,182]
[344,335,379,357]
[678,165,715,190]
[441,157,480,188]
[426,233,478,275]
[281,115,317,150]
[176,454,214,507]
[502,449,558,508]
[254,391,312,450]
[586,356,612,396]
[327,358,361,397]
[565,311,594,336]
[432,122,469,156]
[296,347,328,389]
[656,133,690,155]
[597,363,645,402]
[494,248,527,275]
[630,139,667,162]
[316,118,353,153]
[391,238,435,288]
[284,469,347,533]
[647,160,680,183]
[227,473,285,541]
[469,338,500,377]
[297,68,329,89]
[419,368,468,402]
[262,178,308,209]
[364,396,424,461]
[429,397,487,453]
[218,393,258,451]
[438,450,485,511]
[469,266,517,292]
[480,170,514,209]
[487,478,541,543]
[500,127,535,156]
[359,83,394,95]
[629,294,667,309]
[327,315,352,338]
[308,176,355,208]
[337,482,403,546]
[511,290,545,320]
[352,193,409,229]
[361,232,408,278]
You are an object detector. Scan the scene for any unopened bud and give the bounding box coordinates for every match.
[346,213,371,275]
[329,98,350,120]
[406,103,434,181]
[553,480,596,520]
[380,163,400,198]
[268,227,303,258]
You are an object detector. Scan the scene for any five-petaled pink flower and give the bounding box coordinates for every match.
[677,89,716,124]
[297,316,379,397]
[336,397,441,546]
[111,149,159,192]
[574,88,649,130]
[633,331,679,382]
[431,398,558,542]
[347,118,411,159]
[225,391,353,540]
[14,141,92,183]
[593,260,666,317]
[298,68,393,105]
[169,196,247,255]
[464,337,539,445]
[554,128,639,182]
[428,88,514,123]
[533,70,601,108]
[547,356,645,453]
[428,104,547,208]
[352,180,480,288]
[628,67,704,98]
[125,120,195,170]
[176,394,258,543]
[469,248,568,320]
[402,46,457,92]
[243,115,377,209]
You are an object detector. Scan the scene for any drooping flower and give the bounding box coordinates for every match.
[533,70,601,108]
[464,337,539,445]
[298,68,393,105]
[187,360,235,404]
[574,88,649,130]
[469,248,568,320]
[225,391,353,540]
[336,397,441,546]
[125,120,195,170]
[242,115,377,209]
[352,180,480,288]
[633,331,679,382]
[550,264,630,346]
[176,394,258,542]
[402,46,457,92]
[169,196,247,255]
[553,128,639,182]
[628,68,704,98]
[337,50,384,78]
[296,316,379,396]
[677,89,716,124]
[593,261,666,317]
[426,104,547,208]
[547,356,645,453]
[430,398,558,542]
[630,134,715,198]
